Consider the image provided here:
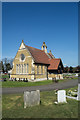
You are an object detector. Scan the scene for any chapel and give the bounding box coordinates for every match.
[10,40,64,81]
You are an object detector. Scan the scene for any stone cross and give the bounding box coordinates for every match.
[57,90,67,103]
[24,90,40,108]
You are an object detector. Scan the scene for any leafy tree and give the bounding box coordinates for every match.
[1,61,4,73]
[6,63,11,72]
[64,66,69,73]
[4,58,8,72]
[69,66,73,73]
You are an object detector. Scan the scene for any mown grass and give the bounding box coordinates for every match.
[2,80,60,88]
[1,74,77,88]
[2,86,78,118]
[2,78,73,88]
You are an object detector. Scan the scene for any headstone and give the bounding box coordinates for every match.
[57,90,67,103]
[24,90,40,108]
[77,84,80,101]
[60,75,63,79]
[75,73,78,77]
[56,76,59,80]
[31,75,34,80]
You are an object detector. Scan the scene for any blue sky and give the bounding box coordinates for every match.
[2,2,78,67]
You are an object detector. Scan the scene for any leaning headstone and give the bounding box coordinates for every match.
[24,90,40,108]
[77,84,80,101]
[57,90,67,103]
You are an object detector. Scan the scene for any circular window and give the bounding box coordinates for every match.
[21,54,25,61]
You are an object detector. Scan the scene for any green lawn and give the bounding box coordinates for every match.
[2,86,78,118]
[0,74,77,88]
[2,78,74,88]
[2,80,61,88]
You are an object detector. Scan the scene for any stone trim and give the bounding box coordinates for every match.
[33,78,47,82]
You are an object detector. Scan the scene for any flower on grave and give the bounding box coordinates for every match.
[54,89,58,94]
[67,90,72,96]
[74,89,77,92]
[55,89,58,92]
[67,90,77,97]
[68,90,72,94]
[71,92,77,97]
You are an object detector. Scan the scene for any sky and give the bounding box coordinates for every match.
[2,2,78,67]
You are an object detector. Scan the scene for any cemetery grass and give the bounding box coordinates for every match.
[2,86,78,118]
[2,78,74,88]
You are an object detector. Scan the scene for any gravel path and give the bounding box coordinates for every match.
[2,79,78,94]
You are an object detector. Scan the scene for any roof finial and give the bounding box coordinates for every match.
[22,40,24,43]
[49,50,51,53]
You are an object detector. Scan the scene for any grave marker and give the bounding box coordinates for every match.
[57,90,67,103]
[24,90,40,108]
[78,84,80,101]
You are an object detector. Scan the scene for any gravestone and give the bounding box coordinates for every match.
[24,90,40,108]
[60,75,63,79]
[56,76,59,80]
[78,84,80,101]
[75,73,78,77]
[57,90,67,103]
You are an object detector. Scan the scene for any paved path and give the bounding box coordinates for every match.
[2,79,78,94]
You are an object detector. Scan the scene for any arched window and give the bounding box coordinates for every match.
[37,65,39,74]
[19,64,20,74]
[21,64,23,74]
[24,64,26,74]
[16,64,18,74]
[41,65,43,74]
[27,64,29,73]
[20,54,25,61]
[45,66,47,74]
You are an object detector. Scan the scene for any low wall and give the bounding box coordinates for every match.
[48,74,63,80]
[10,73,63,81]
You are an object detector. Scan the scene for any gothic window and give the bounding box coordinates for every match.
[19,64,20,74]
[21,64,23,74]
[24,64,26,73]
[41,65,43,74]
[45,66,47,74]
[37,65,39,74]
[20,54,25,61]
[32,66,34,73]
[16,64,18,74]
[27,64,29,73]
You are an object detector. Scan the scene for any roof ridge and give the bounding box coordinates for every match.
[49,58,61,60]
[25,44,45,52]
[24,44,50,64]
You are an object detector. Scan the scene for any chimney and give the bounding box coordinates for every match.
[49,50,55,58]
[41,42,47,53]
[49,50,52,54]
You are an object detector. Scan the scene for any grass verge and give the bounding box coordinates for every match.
[1,74,77,88]
[2,79,72,88]
[2,86,78,118]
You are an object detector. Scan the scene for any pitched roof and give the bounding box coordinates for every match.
[48,58,61,70]
[24,43,62,69]
[25,45,50,64]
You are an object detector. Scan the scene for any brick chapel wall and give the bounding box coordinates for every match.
[10,48,33,79]
[10,47,48,80]
[34,64,47,79]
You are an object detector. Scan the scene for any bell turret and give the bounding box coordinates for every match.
[41,42,47,53]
